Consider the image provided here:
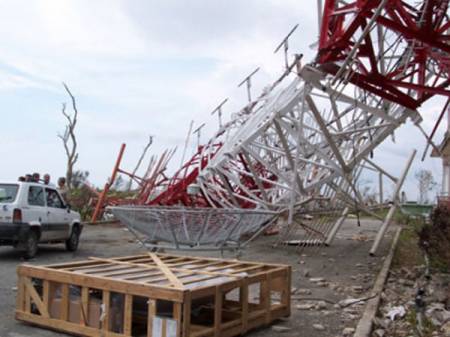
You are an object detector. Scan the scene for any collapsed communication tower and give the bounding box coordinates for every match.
[110,1,450,254]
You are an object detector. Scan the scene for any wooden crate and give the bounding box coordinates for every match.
[15,253,291,337]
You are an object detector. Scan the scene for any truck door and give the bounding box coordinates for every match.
[26,185,49,241]
[45,188,70,240]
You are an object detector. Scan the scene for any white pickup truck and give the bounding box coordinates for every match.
[0,181,82,258]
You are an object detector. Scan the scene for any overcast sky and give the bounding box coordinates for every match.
[0,1,446,202]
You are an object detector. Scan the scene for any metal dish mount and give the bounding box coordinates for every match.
[108,205,277,255]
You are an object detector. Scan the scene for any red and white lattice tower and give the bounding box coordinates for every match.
[111,1,450,253]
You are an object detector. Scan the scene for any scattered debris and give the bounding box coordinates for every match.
[309,277,326,283]
[338,295,377,308]
[271,325,292,333]
[375,265,450,336]
[312,323,325,331]
[372,328,386,337]
[296,303,315,310]
[296,289,312,295]
[342,327,355,336]
[386,305,406,321]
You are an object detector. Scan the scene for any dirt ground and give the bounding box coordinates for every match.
[0,218,394,337]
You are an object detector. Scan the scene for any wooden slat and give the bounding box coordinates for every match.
[61,284,69,321]
[149,253,184,289]
[123,294,132,336]
[117,270,164,281]
[173,302,182,337]
[81,287,89,326]
[16,311,125,337]
[82,265,136,275]
[25,283,31,314]
[172,261,224,269]
[183,275,229,287]
[204,263,242,272]
[88,256,187,289]
[102,290,110,332]
[23,278,50,318]
[189,326,215,337]
[139,271,191,285]
[214,286,223,337]
[230,265,265,274]
[16,276,25,312]
[174,268,240,280]
[88,257,162,272]
[220,318,241,330]
[241,281,249,334]
[42,280,50,314]
[282,267,291,315]
[69,263,116,272]
[165,260,203,268]
[45,259,108,269]
[95,267,148,278]
[263,274,271,324]
[183,292,192,337]
[18,265,185,302]
[161,256,188,264]
[162,318,167,337]
[152,253,285,270]
[147,299,156,337]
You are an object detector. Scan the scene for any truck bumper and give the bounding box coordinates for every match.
[0,223,29,245]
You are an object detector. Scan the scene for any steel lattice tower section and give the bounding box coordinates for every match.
[191,0,450,249]
[111,1,450,254]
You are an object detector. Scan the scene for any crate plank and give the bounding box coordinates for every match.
[123,294,132,336]
[149,253,184,289]
[61,284,69,321]
[81,287,89,326]
[24,278,49,318]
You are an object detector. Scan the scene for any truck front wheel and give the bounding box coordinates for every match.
[65,226,80,252]
[23,230,39,259]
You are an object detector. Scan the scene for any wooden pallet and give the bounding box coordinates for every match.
[15,253,291,337]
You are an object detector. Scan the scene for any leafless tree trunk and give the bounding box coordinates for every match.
[58,83,79,191]
[126,136,153,191]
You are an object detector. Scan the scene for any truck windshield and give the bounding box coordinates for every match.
[0,184,19,203]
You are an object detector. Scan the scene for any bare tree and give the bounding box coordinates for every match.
[58,83,79,191]
[415,169,437,204]
[126,135,153,191]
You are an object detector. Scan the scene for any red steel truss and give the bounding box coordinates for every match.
[318,0,450,109]
[146,144,220,207]
[147,143,277,208]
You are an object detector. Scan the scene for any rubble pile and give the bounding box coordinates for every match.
[374,267,450,337]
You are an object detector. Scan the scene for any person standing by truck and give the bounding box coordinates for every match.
[43,174,51,185]
[57,177,68,200]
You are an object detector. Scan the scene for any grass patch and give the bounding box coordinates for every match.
[392,221,425,269]
[405,308,435,337]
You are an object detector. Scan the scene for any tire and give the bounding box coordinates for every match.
[65,226,80,252]
[24,230,39,259]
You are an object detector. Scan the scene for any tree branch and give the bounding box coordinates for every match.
[59,83,79,190]
[127,136,153,191]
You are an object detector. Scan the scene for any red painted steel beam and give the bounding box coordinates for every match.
[318,0,450,109]
[91,143,126,223]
